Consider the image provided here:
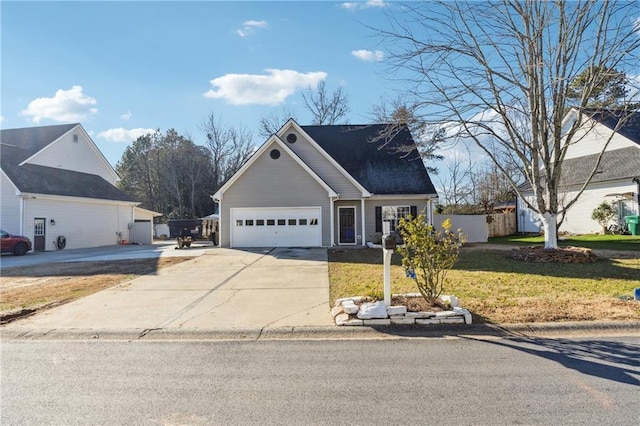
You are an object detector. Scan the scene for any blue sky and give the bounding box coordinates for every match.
[2,0,401,167]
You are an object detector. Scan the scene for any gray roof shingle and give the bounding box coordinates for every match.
[1,125,134,202]
[301,124,437,195]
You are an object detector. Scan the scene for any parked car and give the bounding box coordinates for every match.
[1,229,32,256]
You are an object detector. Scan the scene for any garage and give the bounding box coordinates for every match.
[231,207,322,247]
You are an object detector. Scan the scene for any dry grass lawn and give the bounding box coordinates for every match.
[329,246,640,324]
[0,257,191,322]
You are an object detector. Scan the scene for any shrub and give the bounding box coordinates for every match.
[396,215,466,306]
[591,201,617,234]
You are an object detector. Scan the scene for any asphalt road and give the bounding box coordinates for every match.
[2,335,639,425]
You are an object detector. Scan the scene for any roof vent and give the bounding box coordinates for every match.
[286,133,297,143]
[73,134,79,143]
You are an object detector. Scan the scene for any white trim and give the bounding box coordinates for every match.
[338,205,357,245]
[330,197,336,246]
[370,194,435,200]
[213,135,338,201]
[134,206,163,217]
[360,198,366,246]
[19,192,139,207]
[277,119,372,198]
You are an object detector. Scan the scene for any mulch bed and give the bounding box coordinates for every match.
[511,246,597,263]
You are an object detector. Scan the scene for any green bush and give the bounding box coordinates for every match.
[591,201,617,234]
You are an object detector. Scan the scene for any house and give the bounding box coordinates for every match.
[1,123,160,250]
[213,120,438,248]
[518,109,640,234]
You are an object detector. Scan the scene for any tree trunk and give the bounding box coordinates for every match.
[540,212,558,250]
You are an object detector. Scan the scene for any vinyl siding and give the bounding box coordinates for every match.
[219,142,332,247]
[281,128,363,198]
[364,198,431,243]
[564,122,637,160]
[23,197,135,250]
[0,171,22,234]
[25,128,117,184]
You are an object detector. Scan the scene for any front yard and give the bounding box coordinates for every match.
[328,241,640,324]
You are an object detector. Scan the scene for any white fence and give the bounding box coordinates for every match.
[433,214,488,243]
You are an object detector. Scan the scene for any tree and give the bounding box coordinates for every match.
[302,81,350,125]
[369,97,445,173]
[379,0,639,249]
[397,215,465,306]
[567,66,630,108]
[258,106,299,139]
[201,113,255,191]
[591,201,617,234]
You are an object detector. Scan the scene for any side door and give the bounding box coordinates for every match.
[34,218,46,251]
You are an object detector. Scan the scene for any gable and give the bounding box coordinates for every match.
[301,124,437,195]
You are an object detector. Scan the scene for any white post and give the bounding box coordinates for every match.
[383,247,392,305]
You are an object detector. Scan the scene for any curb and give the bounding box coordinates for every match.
[2,321,639,341]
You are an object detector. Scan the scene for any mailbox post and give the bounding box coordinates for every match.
[381,222,396,305]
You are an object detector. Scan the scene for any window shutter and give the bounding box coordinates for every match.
[375,206,382,232]
[410,205,417,218]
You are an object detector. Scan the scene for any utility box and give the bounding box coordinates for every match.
[382,234,397,250]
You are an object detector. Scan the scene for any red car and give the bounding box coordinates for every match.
[1,229,32,256]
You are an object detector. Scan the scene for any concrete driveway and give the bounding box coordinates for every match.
[3,247,333,332]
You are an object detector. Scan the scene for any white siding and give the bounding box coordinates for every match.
[0,171,22,234]
[23,197,135,250]
[25,126,118,184]
[281,128,364,199]
[564,121,636,160]
[220,142,332,247]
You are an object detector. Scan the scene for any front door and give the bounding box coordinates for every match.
[34,218,46,251]
[339,207,356,244]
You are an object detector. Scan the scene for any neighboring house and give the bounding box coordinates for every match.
[213,119,438,248]
[518,109,640,234]
[1,123,158,250]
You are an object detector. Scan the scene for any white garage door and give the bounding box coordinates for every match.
[231,207,322,247]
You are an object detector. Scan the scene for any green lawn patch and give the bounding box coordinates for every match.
[328,246,640,324]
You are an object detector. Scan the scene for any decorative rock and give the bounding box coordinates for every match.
[454,307,473,324]
[334,297,354,307]
[341,300,359,314]
[335,313,350,326]
[406,312,436,318]
[363,318,391,326]
[390,316,416,325]
[439,295,460,308]
[435,310,458,318]
[416,318,441,325]
[343,319,364,326]
[387,305,407,316]
[330,305,344,318]
[440,317,465,324]
[357,301,388,319]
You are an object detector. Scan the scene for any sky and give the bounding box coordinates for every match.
[1,0,405,168]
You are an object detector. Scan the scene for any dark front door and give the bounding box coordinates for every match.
[339,207,356,244]
[34,218,46,251]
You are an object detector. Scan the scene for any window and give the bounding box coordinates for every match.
[267,219,275,226]
[277,219,286,226]
[245,220,254,226]
[236,220,243,226]
[382,206,410,231]
[256,219,264,226]
[299,219,307,225]
[288,219,296,226]
[309,218,318,225]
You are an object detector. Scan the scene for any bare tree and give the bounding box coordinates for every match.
[201,113,255,191]
[379,0,640,248]
[302,81,350,125]
[258,106,299,139]
[437,150,474,213]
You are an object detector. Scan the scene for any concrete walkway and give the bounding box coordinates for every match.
[4,247,333,332]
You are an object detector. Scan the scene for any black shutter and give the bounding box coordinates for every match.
[375,206,382,232]
[410,205,417,218]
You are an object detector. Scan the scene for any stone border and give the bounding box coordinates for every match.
[331,294,472,326]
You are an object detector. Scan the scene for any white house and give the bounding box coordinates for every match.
[518,109,640,234]
[1,123,159,250]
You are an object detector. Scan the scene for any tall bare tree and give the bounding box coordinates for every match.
[302,81,350,125]
[258,106,299,139]
[379,0,640,248]
[201,113,255,191]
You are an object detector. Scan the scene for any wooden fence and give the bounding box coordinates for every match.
[487,212,517,237]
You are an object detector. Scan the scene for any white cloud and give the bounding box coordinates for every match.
[20,86,98,124]
[237,20,268,37]
[351,49,384,62]
[0,115,5,123]
[120,111,132,120]
[203,69,327,105]
[97,127,155,143]
[341,0,386,10]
